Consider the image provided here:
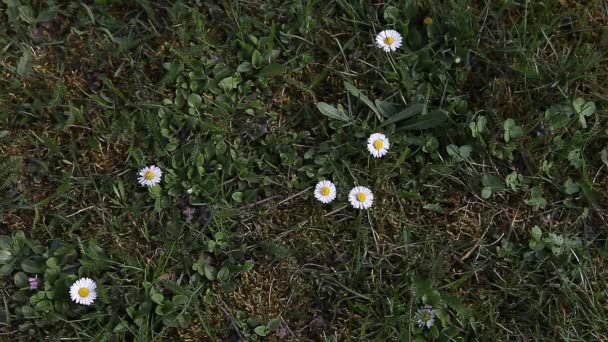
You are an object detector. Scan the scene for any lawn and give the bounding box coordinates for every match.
[1,0,608,340]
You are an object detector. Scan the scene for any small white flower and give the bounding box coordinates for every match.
[69,278,97,306]
[348,186,374,210]
[375,29,402,52]
[138,165,162,187]
[415,305,437,329]
[455,57,461,64]
[367,133,390,158]
[314,180,337,204]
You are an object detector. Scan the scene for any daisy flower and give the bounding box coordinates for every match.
[314,180,337,204]
[138,165,162,187]
[367,133,390,158]
[415,305,437,329]
[375,29,402,52]
[348,186,374,210]
[69,278,97,306]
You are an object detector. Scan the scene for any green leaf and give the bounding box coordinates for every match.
[573,98,596,128]
[379,103,425,127]
[0,250,13,264]
[563,178,579,195]
[470,115,487,138]
[267,318,281,331]
[441,326,460,338]
[172,295,188,306]
[204,264,216,280]
[217,267,230,282]
[383,6,400,23]
[531,225,542,241]
[18,5,35,24]
[374,99,400,118]
[187,93,202,108]
[20,258,45,273]
[254,325,270,336]
[231,191,243,203]
[17,50,33,77]
[397,110,448,130]
[601,148,608,168]
[37,6,57,22]
[251,49,262,68]
[257,63,284,77]
[481,187,492,199]
[113,321,130,333]
[446,144,471,161]
[344,81,380,119]
[567,149,583,169]
[14,272,28,288]
[525,185,547,209]
[240,260,254,272]
[218,77,238,91]
[315,102,351,122]
[482,174,504,191]
[509,126,523,139]
[151,293,164,305]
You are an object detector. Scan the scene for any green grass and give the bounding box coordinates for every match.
[1,0,608,340]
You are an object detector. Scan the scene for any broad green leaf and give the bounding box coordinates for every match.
[573,98,596,128]
[172,295,188,306]
[601,147,608,168]
[481,187,492,199]
[217,267,230,282]
[0,250,13,264]
[218,77,238,91]
[151,293,164,305]
[254,325,270,336]
[20,258,44,273]
[481,174,504,191]
[251,50,262,68]
[187,93,202,108]
[14,272,27,288]
[509,126,523,139]
[531,226,542,241]
[257,63,284,77]
[374,99,400,118]
[37,6,58,22]
[204,264,216,280]
[383,6,400,23]
[315,102,351,122]
[563,178,579,195]
[380,103,425,127]
[17,50,33,77]
[397,110,448,130]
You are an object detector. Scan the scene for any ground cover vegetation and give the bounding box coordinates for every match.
[1,0,608,340]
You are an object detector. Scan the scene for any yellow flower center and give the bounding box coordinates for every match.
[384,36,395,45]
[144,170,155,180]
[356,192,367,202]
[374,139,384,150]
[424,17,433,25]
[78,287,89,298]
[320,187,331,196]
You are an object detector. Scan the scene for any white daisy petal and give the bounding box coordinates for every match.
[314,180,337,204]
[414,305,437,329]
[348,186,374,210]
[375,29,402,52]
[69,277,97,306]
[137,165,162,187]
[367,133,390,158]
